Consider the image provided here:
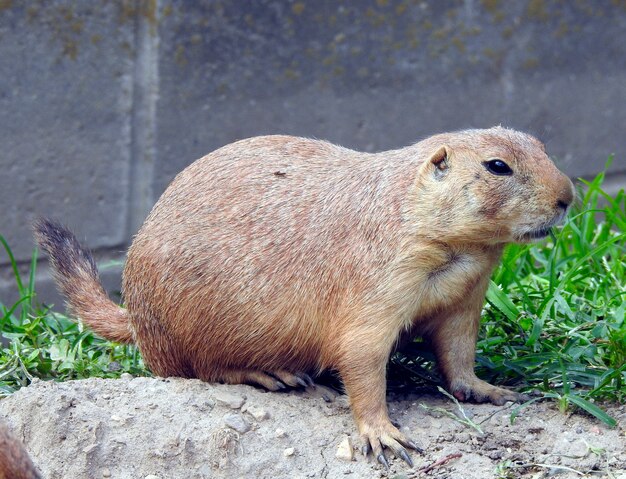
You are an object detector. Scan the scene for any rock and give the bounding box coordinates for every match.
[120,373,134,381]
[192,399,215,413]
[223,413,250,434]
[571,439,590,456]
[107,361,122,372]
[336,436,354,462]
[247,405,270,421]
[214,392,246,409]
[82,443,98,453]
[101,469,111,478]
[284,447,295,457]
[275,428,287,438]
[144,476,160,479]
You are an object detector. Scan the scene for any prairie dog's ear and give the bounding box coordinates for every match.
[430,145,450,170]
[428,145,451,179]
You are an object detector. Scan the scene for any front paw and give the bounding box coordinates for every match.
[359,420,423,469]
[450,379,528,406]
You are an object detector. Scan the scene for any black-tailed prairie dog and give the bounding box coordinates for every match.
[0,421,41,479]
[35,127,574,467]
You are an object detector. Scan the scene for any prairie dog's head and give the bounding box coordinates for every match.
[413,127,575,244]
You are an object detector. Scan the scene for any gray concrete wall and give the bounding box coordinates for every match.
[1,0,626,309]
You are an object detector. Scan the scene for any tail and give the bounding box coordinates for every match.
[33,218,133,344]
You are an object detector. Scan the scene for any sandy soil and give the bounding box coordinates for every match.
[1,376,624,479]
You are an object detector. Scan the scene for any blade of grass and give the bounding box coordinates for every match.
[0,235,25,295]
[565,394,617,428]
[487,281,520,321]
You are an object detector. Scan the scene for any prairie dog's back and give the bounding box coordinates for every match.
[142,135,415,248]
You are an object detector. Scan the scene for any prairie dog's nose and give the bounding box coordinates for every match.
[556,177,575,211]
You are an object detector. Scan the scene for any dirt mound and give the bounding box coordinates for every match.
[1,377,624,478]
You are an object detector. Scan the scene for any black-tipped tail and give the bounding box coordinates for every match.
[33,218,133,344]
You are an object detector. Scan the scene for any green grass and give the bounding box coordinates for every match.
[1,164,625,426]
[0,239,147,397]
[475,164,625,426]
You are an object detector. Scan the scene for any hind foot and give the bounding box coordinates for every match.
[303,383,340,403]
[272,371,338,402]
[272,370,315,388]
[216,369,315,392]
[217,369,285,391]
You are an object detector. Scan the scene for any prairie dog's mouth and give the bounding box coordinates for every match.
[512,207,570,243]
[518,214,564,241]
[521,227,552,240]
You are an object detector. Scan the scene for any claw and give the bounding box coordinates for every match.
[361,444,371,457]
[360,422,417,467]
[398,448,413,467]
[295,376,309,388]
[407,440,424,453]
[300,372,315,386]
[276,381,286,390]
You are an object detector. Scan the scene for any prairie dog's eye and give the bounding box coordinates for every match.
[484,159,513,176]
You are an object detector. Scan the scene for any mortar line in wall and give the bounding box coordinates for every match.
[0,245,129,289]
[126,0,160,238]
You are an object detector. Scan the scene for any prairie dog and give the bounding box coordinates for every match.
[0,421,41,479]
[35,127,574,466]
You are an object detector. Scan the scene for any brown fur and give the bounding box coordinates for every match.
[0,421,41,479]
[34,127,574,464]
